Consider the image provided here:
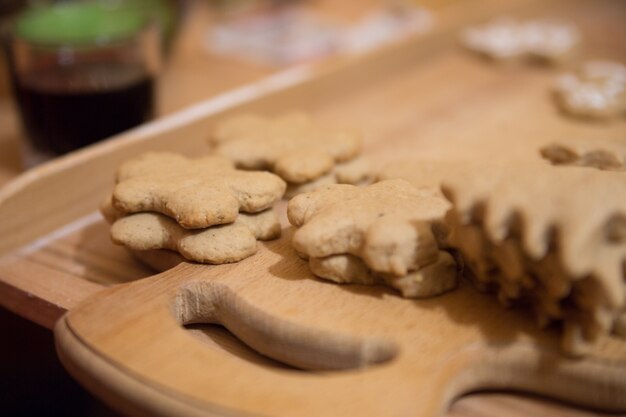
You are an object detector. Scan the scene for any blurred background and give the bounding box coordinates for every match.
[0,0,433,168]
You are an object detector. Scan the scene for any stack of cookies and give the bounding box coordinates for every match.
[439,160,626,355]
[287,179,458,298]
[101,152,286,269]
[209,112,372,198]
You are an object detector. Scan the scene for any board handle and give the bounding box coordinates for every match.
[173,280,398,370]
[439,343,626,413]
[170,269,626,412]
[56,261,626,417]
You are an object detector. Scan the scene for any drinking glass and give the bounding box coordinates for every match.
[4,2,160,166]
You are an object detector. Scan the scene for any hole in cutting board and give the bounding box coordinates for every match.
[174,281,398,371]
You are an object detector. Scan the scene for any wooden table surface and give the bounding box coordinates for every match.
[0,1,622,416]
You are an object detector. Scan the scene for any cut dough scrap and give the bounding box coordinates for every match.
[310,251,457,298]
[540,138,626,171]
[109,208,281,264]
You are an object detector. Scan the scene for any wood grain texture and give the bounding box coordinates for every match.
[56,237,626,417]
[0,0,624,415]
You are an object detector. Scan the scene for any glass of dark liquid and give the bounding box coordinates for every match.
[4,2,160,167]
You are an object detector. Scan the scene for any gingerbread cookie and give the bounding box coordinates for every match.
[462,18,579,63]
[288,180,457,298]
[441,160,626,355]
[554,61,626,119]
[284,171,337,200]
[211,112,361,181]
[310,251,457,298]
[283,157,373,199]
[540,138,626,171]
[111,152,286,229]
[108,208,281,264]
[334,157,374,186]
[115,152,234,182]
[210,112,372,196]
[288,180,450,275]
[378,157,625,354]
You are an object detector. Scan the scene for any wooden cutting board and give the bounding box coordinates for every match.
[56,221,626,417]
[0,0,624,415]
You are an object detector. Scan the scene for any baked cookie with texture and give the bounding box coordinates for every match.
[211,112,361,181]
[283,157,373,199]
[540,138,626,171]
[334,157,374,185]
[288,179,458,298]
[288,180,450,275]
[379,157,626,355]
[462,18,579,63]
[211,112,372,196]
[441,160,626,355]
[378,158,476,189]
[310,251,457,298]
[115,152,234,182]
[101,194,281,264]
[107,207,280,264]
[554,61,626,119]
[111,152,286,229]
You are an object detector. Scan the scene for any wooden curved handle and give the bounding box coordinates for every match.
[175,281,397,370]
[55,241,626,417]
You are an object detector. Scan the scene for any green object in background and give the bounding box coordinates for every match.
[15,2,146,45]
[15,0,178,50]
[123,0,178,46]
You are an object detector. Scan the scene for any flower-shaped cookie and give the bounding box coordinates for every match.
[109,209,281,264]
[462,18,579,63]
[111,152,286,229]
[309,251,457,298]
[554,61,626,119]
[210,112,363,184]
[288,179,451,276]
